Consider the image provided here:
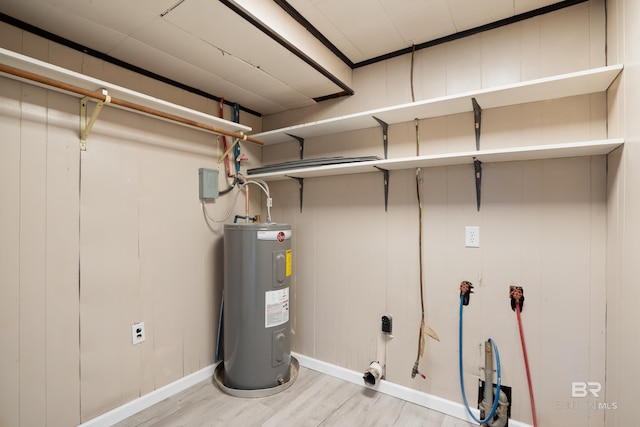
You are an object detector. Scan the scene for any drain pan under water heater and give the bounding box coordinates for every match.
[219,223,296,396]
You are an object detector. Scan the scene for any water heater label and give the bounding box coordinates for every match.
[265,287,289,328]
[257,230,292,241]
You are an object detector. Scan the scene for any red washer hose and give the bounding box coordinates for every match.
[516,299,538,427]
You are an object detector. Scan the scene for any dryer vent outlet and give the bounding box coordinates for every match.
[363,361,384,386]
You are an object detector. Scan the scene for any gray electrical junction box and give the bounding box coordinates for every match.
[199,168,219,200]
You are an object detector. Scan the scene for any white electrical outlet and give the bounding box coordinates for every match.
[465,226,480,248]
[131,322,145,345]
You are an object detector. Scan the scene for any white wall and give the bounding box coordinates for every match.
[605,0,640,425]
[0,0,628,425]
[263,1,611,426]
[263,1,605,132]
[0,66,81,427]
[0,23,263,425]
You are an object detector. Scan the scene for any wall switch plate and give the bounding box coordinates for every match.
[465,226,480,248]
[132,322,145,345]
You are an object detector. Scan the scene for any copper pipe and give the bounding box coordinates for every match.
[0,63,264,145]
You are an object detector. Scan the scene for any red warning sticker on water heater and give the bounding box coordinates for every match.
[265,287,289,328]
[277,231,285,242]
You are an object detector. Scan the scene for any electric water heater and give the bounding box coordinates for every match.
[223,223,292,390]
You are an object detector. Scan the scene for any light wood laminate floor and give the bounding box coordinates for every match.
[116,366,475,427]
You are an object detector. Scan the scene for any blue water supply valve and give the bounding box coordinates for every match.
[460,281,474,306]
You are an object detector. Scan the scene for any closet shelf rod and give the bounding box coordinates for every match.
[0,62,264,145]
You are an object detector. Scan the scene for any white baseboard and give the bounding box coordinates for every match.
[78,363,218,427]
[292,352,532,427]
[79,354,531,427]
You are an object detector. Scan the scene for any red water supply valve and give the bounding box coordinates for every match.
[460,281,474,306]
[510,285,524,312]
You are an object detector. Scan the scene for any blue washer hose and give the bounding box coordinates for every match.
[458,295,501,424]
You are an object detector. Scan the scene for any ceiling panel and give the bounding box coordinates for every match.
[162,0,276,67]
[109,36,295,114]
[46,0,171,36]
[315,0,406,59]
[156,0,343,111]
[0,0,54,27]
[286,0,570,65]
[42,8,129,54]
[446,0,514,31]
[108,37,212,88]
[283,0,362,62]
[261,52,343,98]
[381,0,456,46]
[1,0,571,116]
[130,17,248,79]
[516,0,567,14]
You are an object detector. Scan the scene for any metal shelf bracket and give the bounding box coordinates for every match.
[471,97,482,151]
[375,166,390,212]
[471,98,483,211]
[473,157,482,212]
[80,89,111,151]
[285,175,304,213]
[286,133,305,159]
[372,116,389,159]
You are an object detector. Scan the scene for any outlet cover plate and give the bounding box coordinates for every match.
[465,226,480,248]
[132,322,145,345]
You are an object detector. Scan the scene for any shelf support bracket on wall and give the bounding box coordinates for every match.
[471,97,482,151]
[80,89,110,151]
[473,157,482,212]
[471,99,483,211]
[372,116,389,159]
[375,166,390,212]
[285,175,304,213]
[286,133,305,159]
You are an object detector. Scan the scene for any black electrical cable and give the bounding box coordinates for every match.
[218,177,237,195]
